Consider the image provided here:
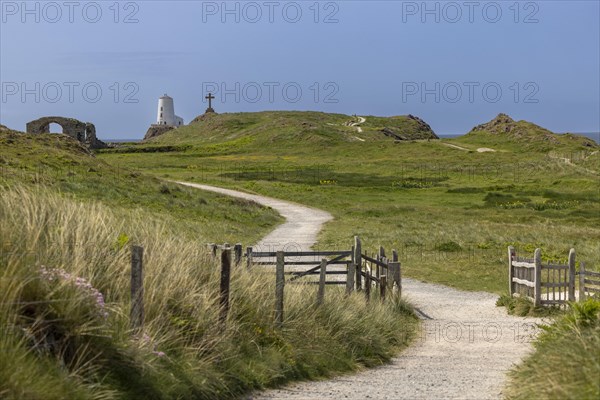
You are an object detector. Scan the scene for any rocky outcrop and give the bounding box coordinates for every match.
[379,114,438,140]
[26,116,107,149]
[143,125,175,141]
[470,113,523,135]
[468,113,560,143]
[468,113,598,148]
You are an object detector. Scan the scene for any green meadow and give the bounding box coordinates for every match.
[99,111,600,294]
[1,111,598,399]
[0,124,417,399]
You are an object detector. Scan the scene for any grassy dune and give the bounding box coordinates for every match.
[0,129,282,244]
[0,186,417,399]
[0,129,418,398]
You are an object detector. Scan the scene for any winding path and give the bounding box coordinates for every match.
[176,182,332,251]
[178,182,539,399]
[349,116,366,133]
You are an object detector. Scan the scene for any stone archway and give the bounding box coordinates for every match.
[26,116,107,149]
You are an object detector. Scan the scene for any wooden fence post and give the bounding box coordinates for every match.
[317,258,327,305]
[568,248,576,302]
[391,250,398,290]
[389,261,401,298]
[508,246,515,297]
[246,246,253,269]
[234,243,242,266]
[275,251,285,328]
[130,245,144,332]
[380,276,387,302]
[378,246,385,260]
[219,249,231,326]
[211,243,218,257]
[346,261,355,296]
[533,248,542,307]
[377,246,385,282]
[579,262,586,302]
[365,266,371,302]
[354,236,362,290]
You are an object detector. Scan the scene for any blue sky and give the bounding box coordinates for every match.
[1,0,599,139]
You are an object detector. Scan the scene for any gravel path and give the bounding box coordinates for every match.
[179,182,540,399]
[176,182,332,251]
[254,279,539,400]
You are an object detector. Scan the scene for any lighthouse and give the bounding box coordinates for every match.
[156,94,184,127]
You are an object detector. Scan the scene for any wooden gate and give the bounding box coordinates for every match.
[508,247,576,307]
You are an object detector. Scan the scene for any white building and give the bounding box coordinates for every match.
[156,94,184,127]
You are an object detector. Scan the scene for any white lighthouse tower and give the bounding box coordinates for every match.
[156,94,184,127]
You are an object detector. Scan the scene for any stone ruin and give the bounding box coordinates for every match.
[26,116,107,149]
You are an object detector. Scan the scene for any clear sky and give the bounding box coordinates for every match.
[1,0,599,139]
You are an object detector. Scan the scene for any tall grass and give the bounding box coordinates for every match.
[505,299,600,399]
[0,185,417,399]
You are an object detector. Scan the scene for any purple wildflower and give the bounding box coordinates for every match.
[39,266,108,319]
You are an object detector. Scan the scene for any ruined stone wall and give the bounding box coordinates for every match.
[26,117,107,149]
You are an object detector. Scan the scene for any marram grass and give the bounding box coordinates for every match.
[505,299,600,400]
[0,185,418,399]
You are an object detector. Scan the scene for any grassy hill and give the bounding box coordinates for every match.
[0,127,282,243]
[3,111,598,398]
[458,113,598,151]
[98,111,599,295]
[140,111,438,149]
[0,126,418,399]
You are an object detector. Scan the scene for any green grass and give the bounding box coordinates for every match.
[0,185,417,399]
[98,111,600,294]
[505,299,600,399]
[0,126,419,399]
[2,112,599,398]
[496,294,565,318]
[0,129,283,244]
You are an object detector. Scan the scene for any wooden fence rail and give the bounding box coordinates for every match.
[246,236,402,326]
[128,237,401,331]
[579,263,600,301]
[508,246,597,307]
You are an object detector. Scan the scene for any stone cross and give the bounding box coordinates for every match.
[205,93,215,109]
